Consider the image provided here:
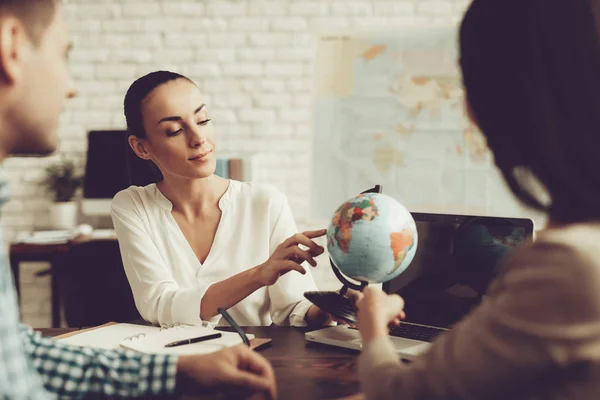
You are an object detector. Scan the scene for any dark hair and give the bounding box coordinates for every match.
[0,0,57,44]
[459,0,600,224]
[123,70,192,139]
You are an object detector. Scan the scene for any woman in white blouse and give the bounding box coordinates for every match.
[111,71,333,328]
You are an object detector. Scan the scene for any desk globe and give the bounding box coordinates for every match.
[305,186,418,323]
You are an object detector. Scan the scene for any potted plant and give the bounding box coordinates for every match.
[42,159,83,229]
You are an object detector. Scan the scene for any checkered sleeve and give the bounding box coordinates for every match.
[19,325,179,398]
[0,289,51,399]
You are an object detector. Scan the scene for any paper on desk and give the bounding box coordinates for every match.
[58,322,259,355]
[59,323,160,350]
[120,324,254,355]
[89,229,117,240]
[14,229,117,244]
[15,230,72,244]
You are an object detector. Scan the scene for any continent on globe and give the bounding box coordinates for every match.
[330,195,379,253]
[390,229,415,273]
[361,44,386,61]
[326,192,418,283]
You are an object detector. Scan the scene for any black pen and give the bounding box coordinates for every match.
[164,333,222,348]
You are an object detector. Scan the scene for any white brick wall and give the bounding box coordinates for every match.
[14,1,486,325]
[11,6,464,257]
[1,0,477,243]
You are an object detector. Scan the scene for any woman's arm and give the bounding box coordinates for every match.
[199,230,326,320]
[111,190,326,324]
[111,194,211,326]
[356,240,600,400]
[264,191,334,328]
[199,268,263,320]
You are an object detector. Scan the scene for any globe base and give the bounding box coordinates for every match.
[306,184,383,323]
[305,252,370,324]
[304,290,359,323]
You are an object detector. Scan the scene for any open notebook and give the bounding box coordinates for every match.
[58,322,264,355]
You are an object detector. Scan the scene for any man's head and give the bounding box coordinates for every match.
[0,0,76,157]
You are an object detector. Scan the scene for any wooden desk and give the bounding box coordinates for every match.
[11,243,71,328]
[38,326,362,400]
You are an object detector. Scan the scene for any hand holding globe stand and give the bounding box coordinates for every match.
[304,185,419,324]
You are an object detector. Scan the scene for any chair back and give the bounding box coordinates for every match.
[59,240,141,327]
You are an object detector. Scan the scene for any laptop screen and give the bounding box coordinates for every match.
[382,213,534,329]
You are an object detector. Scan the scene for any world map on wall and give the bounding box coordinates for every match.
[327,37,489,170]
[311,30,506,221]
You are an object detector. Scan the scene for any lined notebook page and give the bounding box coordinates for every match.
[120,324,254,355]
[59,323,161,350]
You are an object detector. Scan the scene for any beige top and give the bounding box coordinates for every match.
[359,223,600,400]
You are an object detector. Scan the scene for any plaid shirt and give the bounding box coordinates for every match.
[0,179,179,398]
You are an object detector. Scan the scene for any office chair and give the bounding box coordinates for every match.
[57,240,141,327]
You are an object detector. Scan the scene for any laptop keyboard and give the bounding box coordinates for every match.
[389,322,447,343]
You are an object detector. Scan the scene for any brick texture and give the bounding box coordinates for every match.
[2,0,474,241]
[7,0,473,326]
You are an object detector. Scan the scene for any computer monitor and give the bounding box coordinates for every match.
[383,213,535,329]
[82,130,159,215]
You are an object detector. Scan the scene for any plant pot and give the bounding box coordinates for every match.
[49,202,78,230]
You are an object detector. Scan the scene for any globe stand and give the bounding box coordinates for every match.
[304,258,369,324]
[304,185,382,324]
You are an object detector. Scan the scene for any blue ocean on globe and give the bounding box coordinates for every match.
[326,193,418,283]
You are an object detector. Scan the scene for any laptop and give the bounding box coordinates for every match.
[305,212,535,360]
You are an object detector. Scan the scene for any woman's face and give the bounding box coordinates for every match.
[134,78,216,180]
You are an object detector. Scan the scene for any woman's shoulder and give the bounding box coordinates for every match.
[500,223,600,295]
[531,223,600,265]
[111,184,158,212]
[230,180,288,208]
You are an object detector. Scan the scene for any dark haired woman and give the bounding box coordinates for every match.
[111,71,334,328]
[355,1,600,398]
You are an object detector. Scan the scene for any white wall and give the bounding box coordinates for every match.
[8,0,497,326]
[2,0,474,242]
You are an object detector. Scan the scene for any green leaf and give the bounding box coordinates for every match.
[42,159,84,202]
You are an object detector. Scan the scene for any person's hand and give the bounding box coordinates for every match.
[257,229,326,286]
[330,288,363,326]
[343,287,362,303]
[177,344,277,399]
[336,393,366,400]
[356,286,406,344]
[307,288,363,328]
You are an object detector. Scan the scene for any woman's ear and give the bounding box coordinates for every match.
[0,17,29,85]
[128,135,152,160]
[465,95,479,127]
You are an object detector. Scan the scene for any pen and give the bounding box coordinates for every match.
[164,332,222,348]
[218,307,250,346]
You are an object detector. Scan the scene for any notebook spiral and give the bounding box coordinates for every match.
[56,321,264,354]
[123,323,187,341]
[122,333,147,341]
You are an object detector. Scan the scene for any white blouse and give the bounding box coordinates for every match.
[110,180,319,327]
